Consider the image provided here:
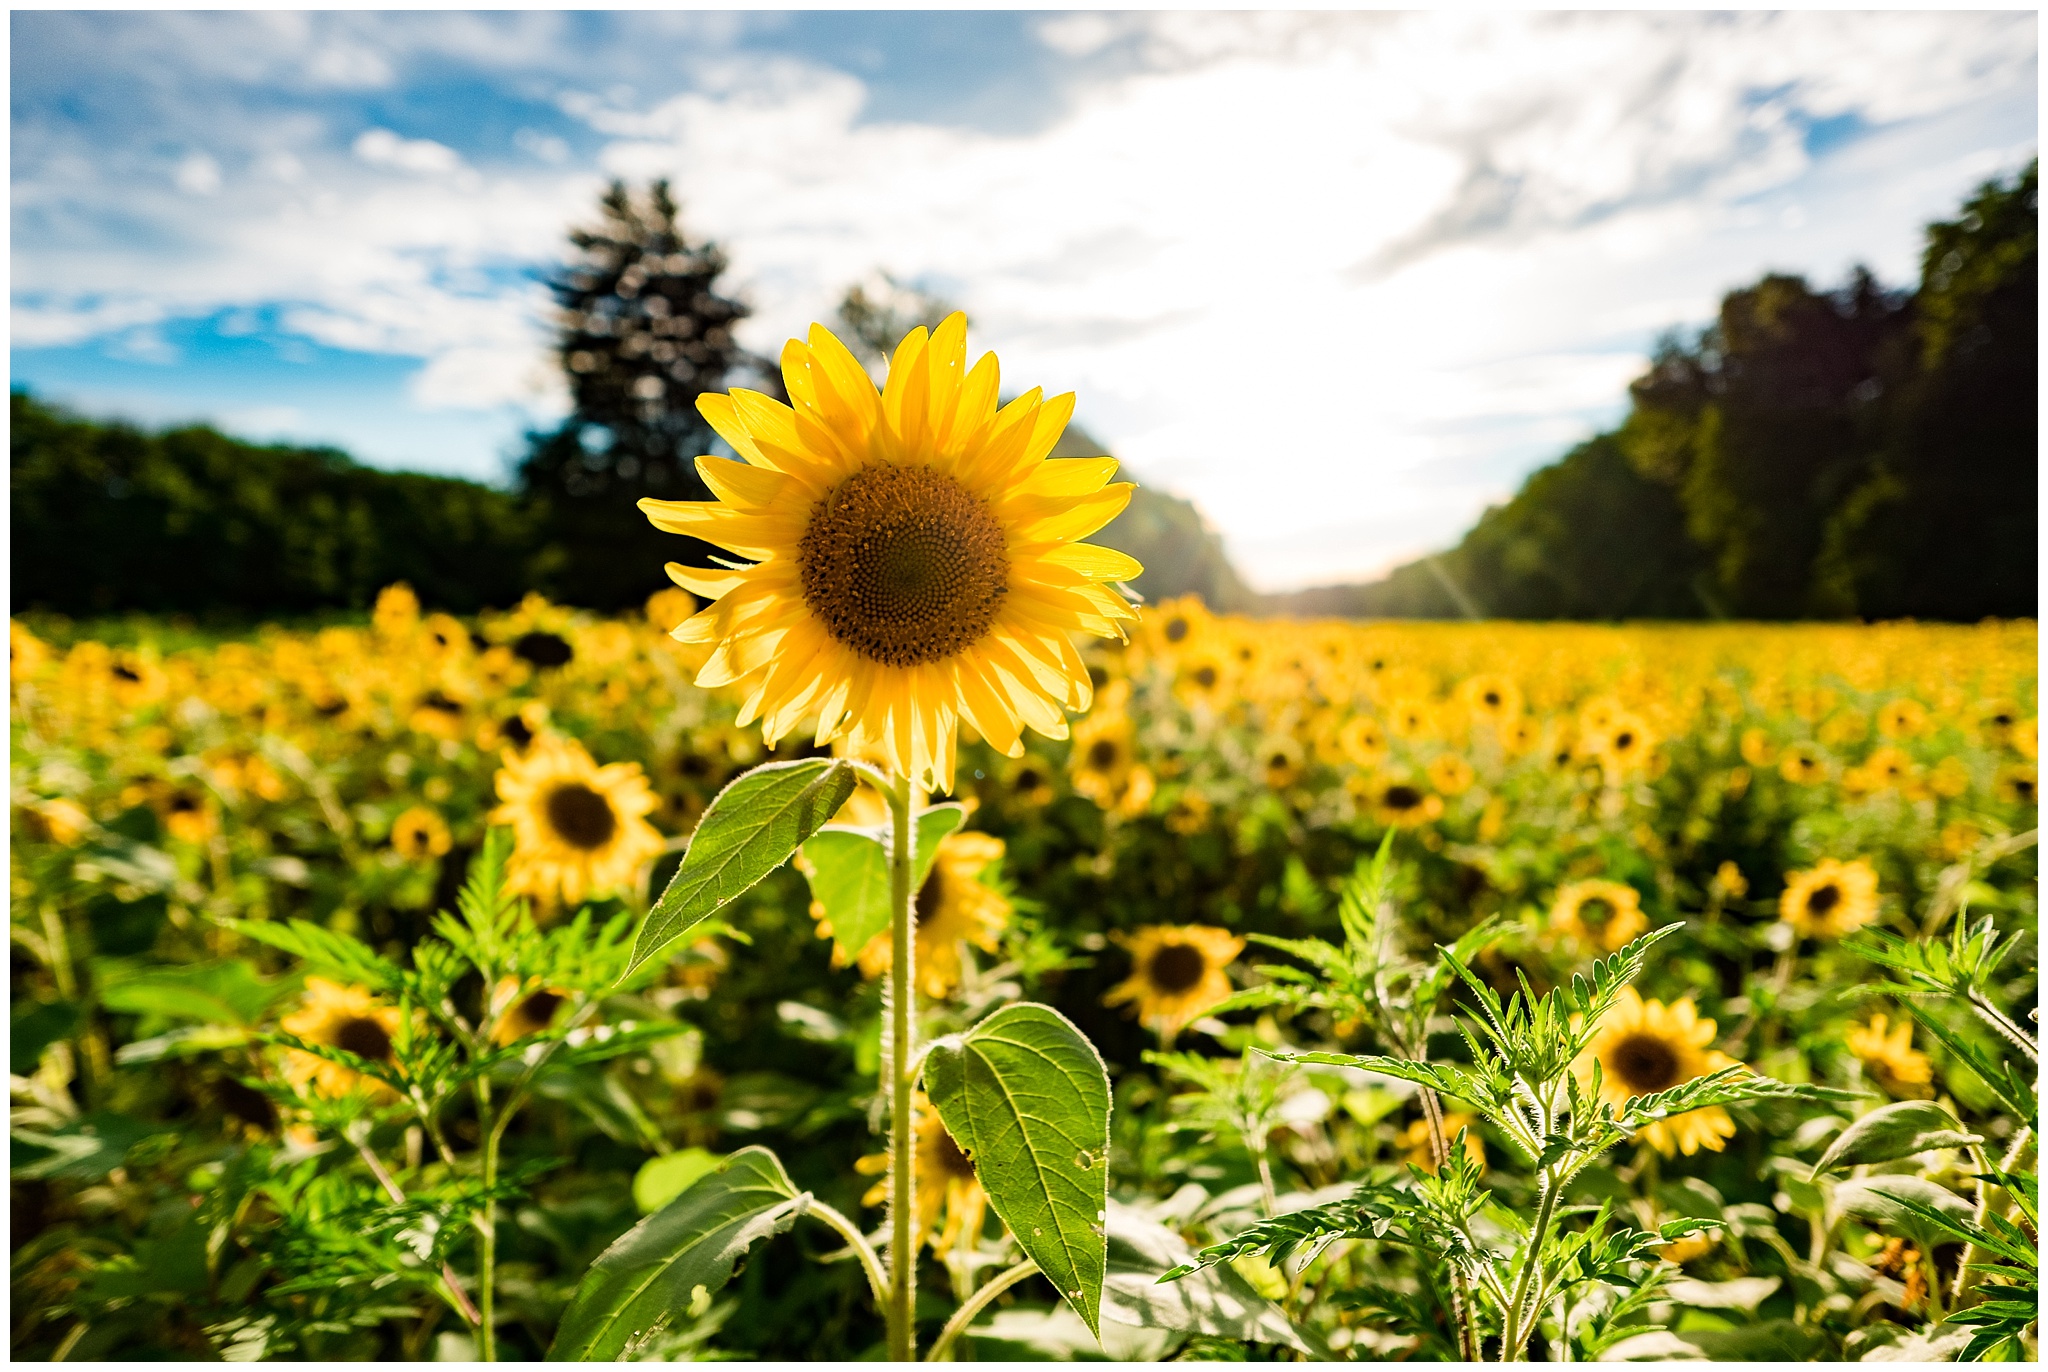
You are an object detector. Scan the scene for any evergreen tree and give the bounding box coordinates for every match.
[519,180,756,609]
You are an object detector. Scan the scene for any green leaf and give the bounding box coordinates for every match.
[925,1002,1112,1338]
[224,918,400,992]
[10,999,83,1075]
[547,1146,808,1361]
[1810,1101,1985,1177]
[94,958,284,1026]
[1102,1201,1317,1353]
[632,1149,724,1214]
[1901,1001,2038,1126]
[1835,1175,1976,1249]
[798,804,965,962]
[627,760,856,977]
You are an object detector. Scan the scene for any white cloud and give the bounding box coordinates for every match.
[174,151,222,195]
[10,11,2036,587]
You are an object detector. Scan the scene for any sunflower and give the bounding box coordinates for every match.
[858,1092,986,1253]
[1995,764,2037,806]
[1739,727,1777,767]
[1548,879,1650,953]
[1338,715,1389,768]
[280,977,405,1101]
[1591,714,1655,775]
[372,583,421,640]
[1367,777,1442,827]
[1144,595,1213,655]
[1070,710,1139,806]
[1174,650,1232,710]
[1859,746,1918,791]
[1711,861,1749,900]
[999,753,1057,808]
[489,977,573,1046]
[1257,734,1305,789]
[1846,1014,1933,1097]
[20,798,93,847]
[1427,753,1476,797]
[642,315,1140,794]
[1104,924,1244,1041]
[1778,743,1827,785]
[1575,987,1741,1156]
[390,806,452,861]
[1397,1111,1486,1173]
[491,734,666,908]
[1459,674,1523,729]
[1877,698,1929,739]
[153,783,217,845]
[853,831,1011,997]
[1779,857,1880,939]
[645,586,699,635]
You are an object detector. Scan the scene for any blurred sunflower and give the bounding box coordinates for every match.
[491,734,666,907]
[999,754,1057,808]
[1397,1111,1485,1172]
[1427,753,1475,797]
[1877,698,1929,738]
[1338,715,1389,768]
[1367,777,1442,826]
[853,831,1011,997]
[1592,714,1655,775]
[1779,857,1880,939]
[1575,987,1741,1156]
[1779,743,1827,786]
[644,314,1140,793]
[489,978,572,1046]
[1929,755,1971,798]
[1846,1014,1933,1097]
[1548,879,1649,953]
[1995,763,2037,806]
[154,784,216,845]
[390,806,452,861]
[1459,674,1523,729]
[857,1093,985,1253]
[280,977,404,1101]
[1257,734,1305,789]
[1105,924,1244,1041]
[1070,711,1139,807]
[1174,650,1232,710]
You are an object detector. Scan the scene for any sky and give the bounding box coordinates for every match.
[11,10,2038,592]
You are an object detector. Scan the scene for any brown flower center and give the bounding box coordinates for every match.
[513,631,574,668]
[333,1015,393,1062]
[547,782,618,850]
[1608,1032,1681,1094]
[1191,665,1219,690]
[914,868,945,924]
[1579,898,1614,929]
[797,464,1009,667]
[1806,883,1841,916]
[1147,942,1207,993]
[1088,739,1122,770]
[516,989,565,1032]
[1383,785,1422,811]
[928,1123,978,1179]
[1164,616,1190,643]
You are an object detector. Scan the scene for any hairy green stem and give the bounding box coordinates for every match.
[1419,1085,1480,1361]
[888,770,920,1361]
[926,1260,1039,1362]
[1967,990,2037,1063]
[477,1076,498,1361]
[807,1200,891,1312]
[1502,1174,1560,1361]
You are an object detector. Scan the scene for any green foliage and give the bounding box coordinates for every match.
[1810,1099,1983,1176]
[629,760,857,976]
[9,390,541,617]
[547,1146,807,1361]
[925,1003,1114,1337]
[798,802,965,962]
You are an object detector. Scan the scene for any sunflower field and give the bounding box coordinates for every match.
[12,590,2037,1362]
[9,320,2040,1364]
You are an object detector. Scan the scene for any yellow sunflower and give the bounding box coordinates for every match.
[280,977,405,1101]
[1257,734,1305,790]
[852,831,1011,997]
[858,1092,986,1253]
[1070,710,1140,807]
[1779,857,1880,940]
[1367,777,1443,827]
[489,977,573,1046]
[390,806,452,861]
[491,734,666,908]
[1000,753,1057,808]
[1338,715,1389,768]
[1427,753,1476,797]
[1459,674,1523,730]
[1779,743,1827,786]
[642,315,1140,794]
[1397,1111,1486,1173]
[1575,987,1741,1156]
[1877,698,1929,739]
[1995,764,2037,806]
[1548,879,1650,953]
[1104,924,1244,1041]
[1175,649,1232,710]
[1846,1014,1933,1097]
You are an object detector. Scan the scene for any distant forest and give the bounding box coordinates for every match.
[1273,162,2037,622]
[11,164,2033,624]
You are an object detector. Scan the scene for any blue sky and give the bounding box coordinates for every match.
[11,11,2038,590]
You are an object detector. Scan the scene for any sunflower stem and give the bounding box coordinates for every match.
[887,769,920,1361]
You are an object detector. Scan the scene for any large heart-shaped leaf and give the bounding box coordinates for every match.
[798,804,966,962]
[925,1003,1112,1338]
[1811,1100,1984,1177]
[548,1146,807,1361]
[627,760,855,976]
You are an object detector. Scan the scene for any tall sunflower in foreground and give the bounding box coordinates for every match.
[491,734,665,908]
[642,313,1141,793]
[1574,987,1742,1156]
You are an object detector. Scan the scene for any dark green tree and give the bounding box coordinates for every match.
[1817,162,2038,618]
[518,180,757,609]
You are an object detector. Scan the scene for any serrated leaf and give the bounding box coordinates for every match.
[1102,1201,1316,1352]
[1835,1175,1976,1250]
[924,1002,1111,1338]
[547,1146,807,1361]
[627,760,855,977]
[797,804,965,962]
[1810,1100,1984,1177]
[1900,1001,2038,1126]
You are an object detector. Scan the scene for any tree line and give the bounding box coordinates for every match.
[1274,162,2037,622]
[13,165,2031,622]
